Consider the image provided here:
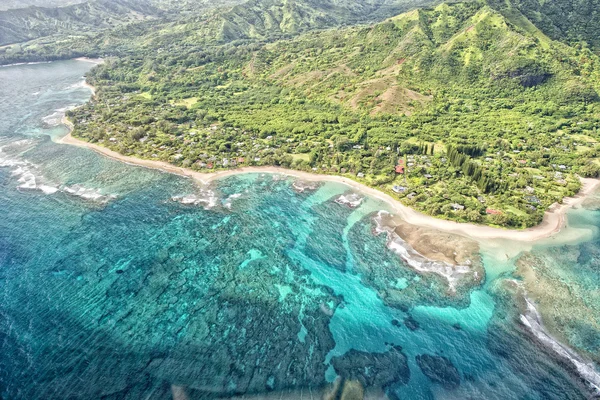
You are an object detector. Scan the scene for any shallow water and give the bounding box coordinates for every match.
[0,60,598,399]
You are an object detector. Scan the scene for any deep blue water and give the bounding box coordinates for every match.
[0,60,599,399]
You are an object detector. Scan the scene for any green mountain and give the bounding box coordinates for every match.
[68,0,600,228]
[205,0,441,42]
[0,0,159,46]
[0,0,243,47]
[489,0,600,48]
[0,0,83,11]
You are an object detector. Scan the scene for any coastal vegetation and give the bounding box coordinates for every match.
[65,0,600,228]
[2,0,600,228]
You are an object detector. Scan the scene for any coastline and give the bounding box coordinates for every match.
[74,57,104,65]
[58,128,600,243]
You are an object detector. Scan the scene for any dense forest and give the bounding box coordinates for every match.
[4,0,600,228]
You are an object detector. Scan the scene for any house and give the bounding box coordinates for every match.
[451,203,465,211]
[407,192,417,200]
[237,157,245,163]
[486,209,503,215]
[423,174,433,179]
[392,185,407,193]
[395,165,405,174]
[525,186,535,194]
[357,172,365,178]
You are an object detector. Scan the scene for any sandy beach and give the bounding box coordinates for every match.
[58,127,600,243]
[74,57,104,65]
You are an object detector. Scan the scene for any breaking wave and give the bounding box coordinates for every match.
[520,297,600,395]
[335,193,363,208]
[0,141,116,203]
[42,106,77,127]
[172,187,219,209]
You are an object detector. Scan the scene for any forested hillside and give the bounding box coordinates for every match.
[0,0,82,11]
[489,0,600,48]
[0,0,439,63]
[68,1,600,228]
[0,0,243,47]
[205,0,440,42]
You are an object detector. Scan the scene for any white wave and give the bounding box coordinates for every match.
[62,185,116,202]
[0,142,115,202]
[521,298,600,395]
[38,184,59,194]
[222,193,242,210]
[0,61,52,68]
[69,80,87,90]
[373,211,474,291]
[172,188,219,210]
[17,171,37,190]
[42,106,76,127]
[335,193,363,208]
[292,180,319,193]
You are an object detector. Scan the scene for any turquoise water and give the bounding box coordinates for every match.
[0,60,598,399]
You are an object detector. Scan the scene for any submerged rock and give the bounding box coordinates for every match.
[416,354,460,389]
[404,315,420,331]
[331,345,410,389]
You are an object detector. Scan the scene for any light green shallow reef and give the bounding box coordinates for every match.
[0,60,599,399]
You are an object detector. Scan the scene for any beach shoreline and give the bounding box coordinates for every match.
[74,57,104,65]
[58,127,600,243]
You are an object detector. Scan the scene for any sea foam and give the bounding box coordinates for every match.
[42,106,77,127]
[172,187,219,209]
[0,141,116,203]
[521,297,600,395]
[335,193,364,208]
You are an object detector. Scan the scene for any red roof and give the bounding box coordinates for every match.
[398,159,404,165]
[486,209,503,215]
[395,165,405,174]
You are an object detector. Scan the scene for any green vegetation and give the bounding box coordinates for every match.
[0,0,243,47]
[63,0,600,228]
[489,0,600,48]
[4,0,599,228]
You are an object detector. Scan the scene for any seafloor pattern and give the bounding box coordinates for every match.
[0,60,598,400]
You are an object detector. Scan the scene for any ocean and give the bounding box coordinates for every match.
[0,60,598,399]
